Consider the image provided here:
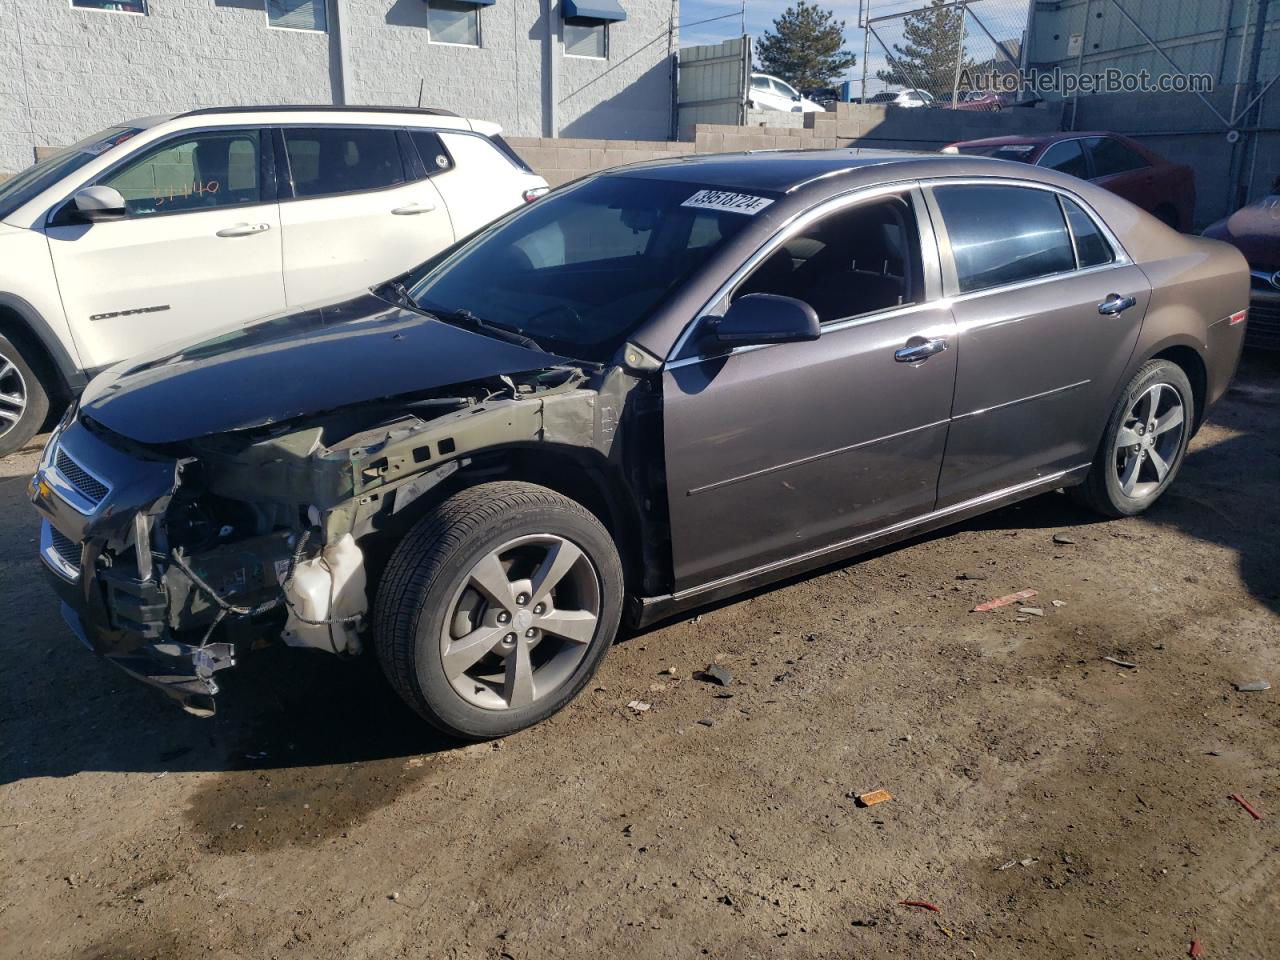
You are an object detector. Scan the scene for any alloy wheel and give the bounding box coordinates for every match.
[440,534,601,711]
[0,349,28,441]
[1111,382,1186,499]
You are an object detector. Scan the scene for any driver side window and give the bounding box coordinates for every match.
[732,195,923,324]
[101,130,262,217]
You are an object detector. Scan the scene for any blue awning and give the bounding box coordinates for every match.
[467,0,496,6]
[563,0,625,23]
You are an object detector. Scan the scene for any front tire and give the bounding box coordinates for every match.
[374,481,624,740]
[0,332,50,458]
[1072,359,1193,517]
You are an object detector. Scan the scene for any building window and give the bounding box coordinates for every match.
[266,0,328,32]
[428,0,481,47]
[71,1,148,12]
[564,21,606,59]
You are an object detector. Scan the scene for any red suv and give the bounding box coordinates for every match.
[944,132,1195,232]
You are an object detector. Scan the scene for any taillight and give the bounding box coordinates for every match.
[523,186,549,203]
[1229,309,1248,326]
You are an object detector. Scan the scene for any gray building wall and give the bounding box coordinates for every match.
[0,0,675,175]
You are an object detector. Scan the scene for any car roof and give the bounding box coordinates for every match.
[120,105,494,135]
[951,130,1121,149]
[610,148,1003,193]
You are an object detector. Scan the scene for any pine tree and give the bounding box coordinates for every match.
[875,0,975,95]
[755,1,857,93]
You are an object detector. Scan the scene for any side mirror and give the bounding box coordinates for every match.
[72,185,127,222]
[706,294,821,350]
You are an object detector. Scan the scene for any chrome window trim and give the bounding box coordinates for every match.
[664,299,944,371]
[943,260,1131,308]
[665,179,928,364]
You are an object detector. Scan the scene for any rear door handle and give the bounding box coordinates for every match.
[391,201,436,215]
[895,336,948,363]
[1098,293,1137,316]
[215,222,270,237]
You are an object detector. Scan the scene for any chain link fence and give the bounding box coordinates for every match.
[859,0,1032,110]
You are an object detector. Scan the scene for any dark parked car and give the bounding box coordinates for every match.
[30,151,1248,738]
[944,132,1196,231]
[1202,176,1280,350]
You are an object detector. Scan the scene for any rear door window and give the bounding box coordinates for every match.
[1086,137,1148,178]
[933,184,1076,293]
[283,127,405,198]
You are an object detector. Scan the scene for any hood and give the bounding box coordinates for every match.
[1202,194,1280,272]
[80,293,569,445]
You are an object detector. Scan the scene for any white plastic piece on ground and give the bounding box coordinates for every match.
[281,534,367,655]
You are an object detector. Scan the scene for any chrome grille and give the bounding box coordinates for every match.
[49,525,83,569]
[54,448,109,505]
[1248,298,1280,351]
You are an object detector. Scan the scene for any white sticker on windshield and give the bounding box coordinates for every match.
[681,189,774,215]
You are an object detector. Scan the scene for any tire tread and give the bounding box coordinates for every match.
[373,481,613,734]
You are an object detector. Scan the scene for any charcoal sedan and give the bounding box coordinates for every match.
[31,150,1248,738]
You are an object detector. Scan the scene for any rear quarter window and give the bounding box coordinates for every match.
[409,130,455,175]
[438,132,524,177]
[934,184,1076,293]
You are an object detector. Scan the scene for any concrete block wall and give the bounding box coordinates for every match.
[508,103,1065,185]
[505,135,693,186]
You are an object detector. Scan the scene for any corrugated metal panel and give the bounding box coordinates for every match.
[677,36,750,131]
[1029,0,1276,87]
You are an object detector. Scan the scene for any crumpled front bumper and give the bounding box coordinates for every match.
[55,598,232,717]
[29,413,237,716]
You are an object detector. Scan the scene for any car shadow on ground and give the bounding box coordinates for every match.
[0,632,461,787]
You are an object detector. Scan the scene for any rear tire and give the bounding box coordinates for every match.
[1072,359,1193,517]
[0,332,50,459]
[373,481,624,740]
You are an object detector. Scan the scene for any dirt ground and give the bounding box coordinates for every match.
[1,357,1278,960]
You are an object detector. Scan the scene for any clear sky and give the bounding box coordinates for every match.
[676,0,1029,97]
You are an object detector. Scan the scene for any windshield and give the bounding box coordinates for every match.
[0,126,140,221]
[956,143,1038,163]
[404,176,767,362]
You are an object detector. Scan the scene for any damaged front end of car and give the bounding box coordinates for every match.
[31,363,609,717]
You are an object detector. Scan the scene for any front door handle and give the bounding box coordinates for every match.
[391,201,436,215]
[215,222,271,238]
[1098,293,1137,316]
[895,336,949,363]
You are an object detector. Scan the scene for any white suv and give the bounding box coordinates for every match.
[0,106,548,456]
[748,73,824,113]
